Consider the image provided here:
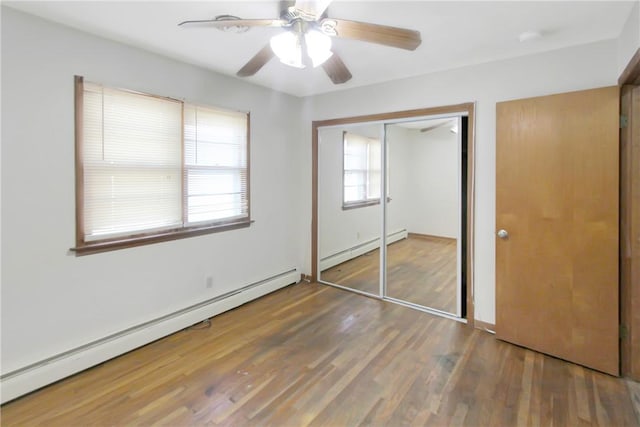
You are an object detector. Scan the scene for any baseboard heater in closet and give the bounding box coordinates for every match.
[0,268,299,404]
[320,229,408,271]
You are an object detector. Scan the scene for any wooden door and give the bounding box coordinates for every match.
[496,86,619,375]
[621,85,640,380]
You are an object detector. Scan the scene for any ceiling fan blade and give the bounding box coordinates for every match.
[178,18,288,29]
[322,52,352,84]
[420,121,452,133]
[294,0,333,19]
[237,44,275,77]
[321,18,421,51]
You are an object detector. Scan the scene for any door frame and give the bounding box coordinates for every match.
[311,103,476,327]
[619,47,640,380]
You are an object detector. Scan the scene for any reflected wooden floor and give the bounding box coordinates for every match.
[2,283,638,426]
[321,248,381,295]
[321,235,457,314]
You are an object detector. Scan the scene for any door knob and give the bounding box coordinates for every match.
[497,229,509,239]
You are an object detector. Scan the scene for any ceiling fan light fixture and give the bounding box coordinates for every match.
[270,28,333,69]
[270,31,305,68]
[305,30,333,67]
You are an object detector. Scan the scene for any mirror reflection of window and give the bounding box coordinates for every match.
[343,131,381,208]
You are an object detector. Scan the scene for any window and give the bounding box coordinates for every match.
[343,131,382,209]
[74,76,249,254]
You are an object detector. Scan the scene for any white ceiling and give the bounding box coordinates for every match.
[4,1,636,97]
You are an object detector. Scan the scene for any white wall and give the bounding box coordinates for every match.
[400,126,459,238]
[1,7,304,376]
[304,39,619,325]
[618,1,640,76]
[386,126,412,238]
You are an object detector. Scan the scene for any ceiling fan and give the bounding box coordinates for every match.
[178,0,421,84]
[420,119,458,133]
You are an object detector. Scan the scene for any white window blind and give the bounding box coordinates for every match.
[79,79,250,246]
[83,83,183,241]
[184,105,248,224]
[343,132,381,206]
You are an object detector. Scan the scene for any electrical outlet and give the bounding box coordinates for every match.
[206,276,213,288]
[357,231,360,240]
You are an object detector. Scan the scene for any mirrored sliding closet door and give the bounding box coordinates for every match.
[384,118,462,316]
[316,109,470,321]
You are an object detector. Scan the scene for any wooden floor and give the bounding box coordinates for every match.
[321,235,458,314]
[2,283,638,426]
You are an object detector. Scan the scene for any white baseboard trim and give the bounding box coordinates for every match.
[320,229,408,271]
[0,269,298,404]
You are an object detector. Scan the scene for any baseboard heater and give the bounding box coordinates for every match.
[0,268,299,404]
[320,229,408,271]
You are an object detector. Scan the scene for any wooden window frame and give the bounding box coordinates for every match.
[72,76,251,255]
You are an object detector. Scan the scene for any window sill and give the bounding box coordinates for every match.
[342,200,380,210]
[342,197,391,211]
[70,220,253,256]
